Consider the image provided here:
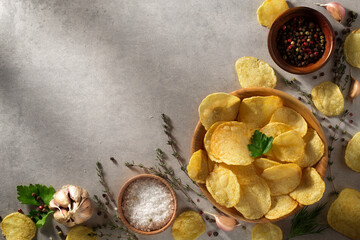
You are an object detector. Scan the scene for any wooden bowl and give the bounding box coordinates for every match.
[117,174,177,235]
[190,87,328,223]
[268,7,335,74]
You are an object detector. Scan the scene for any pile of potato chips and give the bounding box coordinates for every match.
[188,93,326,220]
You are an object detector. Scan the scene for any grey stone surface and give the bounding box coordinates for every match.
[0,0,359,239]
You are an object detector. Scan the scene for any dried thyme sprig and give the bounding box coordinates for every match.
[286,203,328,240]
[96,162,117,207]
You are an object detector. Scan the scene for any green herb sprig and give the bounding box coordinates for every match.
[248,130,273,158]
[286,203,328,240]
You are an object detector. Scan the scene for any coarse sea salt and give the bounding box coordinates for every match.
[122,178,175,231]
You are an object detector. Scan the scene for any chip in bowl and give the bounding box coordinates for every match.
[199,93,241,130]
[253,158,280,173]
[265,195,298,220]
[296,128,325,168]
[311,81,344,117]
[187,149,212,184]
[260,122,292,138]
[345,132,360,172]
[271,130,305,163]
[270,107,308,137]
[204,121,225,162]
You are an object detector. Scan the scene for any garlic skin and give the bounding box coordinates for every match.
[204,211,240,232]
[49,185,93,227]
[316,2,346,23]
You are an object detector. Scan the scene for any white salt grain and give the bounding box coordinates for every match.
[122,178,174,231]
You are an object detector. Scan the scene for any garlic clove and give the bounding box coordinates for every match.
[73,199,93,225]
[49,199,59,210]
[316,2,346,23]
[349,72,360,101]
[53,188,71,208]
[204,211,240,232]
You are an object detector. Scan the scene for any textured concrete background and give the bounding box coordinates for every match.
[0,0,359,239]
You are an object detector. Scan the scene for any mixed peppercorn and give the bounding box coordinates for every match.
[277,17,326,67]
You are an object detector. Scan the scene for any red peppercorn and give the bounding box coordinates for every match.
[282,25,286,30]
[38,205,44,210]
[197,198,200,202]
[350,120,353,124]
[17,209,24,214]
[350,112,353,116]
[314,34,318,38]
[287,39,291,43]
[303,42,308,46]
[310,41,314,45]
[288,45,292,50]
[314,52,319,56]
[207,231,212,237]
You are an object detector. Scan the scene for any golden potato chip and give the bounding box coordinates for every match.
[344,29,360,68]
[204,121,225,162]
[172,211,206,240]
[252,223,283,240]
[199,93,241,130]
[345,132,360,172]
[270,107,308,137]
[289,167,325,205]
[210,121,254,165]
[261,163,302,196]
[256,0,289,28]
[235,56,277,88]
[238,96,283,128]
[187,149,211,184]
[235,176,271,220]
[327,188,360,240]
[265,195,298,220]
[254,158,280,173]
[311,81,344,117]
[1,212,36,240]
[66,226,97,240]
[271,130,305,163]
[225,164,258,185]
[206,163,240,207]
[296,128,325,168]
[260,122,292,138]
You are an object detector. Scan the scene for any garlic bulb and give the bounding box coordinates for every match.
[316,2,346,23]
[49,185,93,227]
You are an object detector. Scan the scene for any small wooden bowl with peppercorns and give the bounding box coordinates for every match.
[268,7,335,74]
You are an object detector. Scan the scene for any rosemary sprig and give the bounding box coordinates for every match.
[286,203,328,240]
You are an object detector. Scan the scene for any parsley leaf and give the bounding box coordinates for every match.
[17,184,55,206]
[28,210,54,228]
[248,130,273,157]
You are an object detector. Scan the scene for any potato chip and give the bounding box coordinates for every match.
[345,132,360,172]
[327,188,360,240]
[210,121,254,165]
[270,107,308,137]
[204,121,225,162]
[289,167,325,205]
[296,128,325,168]
[225,164,258,185]
[172,211,206,240]
[344,29,360,68]
[261,163,302,196]
[265,195,298,220]
[253,158,280,173]
[311,81,344,117]
[235,56,277,88]
[199,93,241,130]
[187,149,211,184]
[66,226,97,240]
[206,163,241,207]
[271,130,305,163]
[257,0,289,28]
[1,212,36,240]
[252,223,283,240]
[235,177,271,219]
[260,122,292,138]
[238,96,283,128]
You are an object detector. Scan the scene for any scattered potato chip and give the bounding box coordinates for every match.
[238,96,283,128]
[265,195,298,220]
[210,121,254,165]
[199,93,241,130]
[254,158,281,173]
[270,107,308,137]
[225,164,258,185]
[256,0,289,28]
[271,130,305,163]
[344,29,360,68]
[235,177,271,219]
[172,211,206,240]
[206,164,241,207]
[311,81,344,117]
[187,149,211,184]
[260,122,292,138]
[261,163,302,196]
[1,212,37,240]
[66,226,97,240]
[235,56,277,88]
[204,121,225,162]
[327,188,360,240]
[252,222,283,240]
[289,167,325,205]
[345,132,360,172]
[296,129,325,168]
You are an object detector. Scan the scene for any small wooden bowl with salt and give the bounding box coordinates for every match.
[117,174,177,235]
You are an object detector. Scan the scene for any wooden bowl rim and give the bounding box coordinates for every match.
[117,174,178,235]
[190,87,328,223]
[268,6,335,75]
